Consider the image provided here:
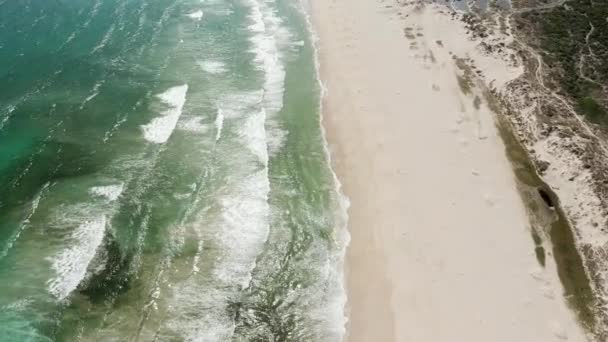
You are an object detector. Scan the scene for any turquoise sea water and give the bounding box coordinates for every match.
[0,0,347,340]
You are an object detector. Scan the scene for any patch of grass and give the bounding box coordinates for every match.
[473,95,482,110]
[578,97,607,123]
[454,57,476,95]
[456,75,473,94]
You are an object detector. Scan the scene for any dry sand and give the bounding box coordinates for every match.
[310,0,589,341]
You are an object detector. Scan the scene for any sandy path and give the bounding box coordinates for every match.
[310,0,588,341]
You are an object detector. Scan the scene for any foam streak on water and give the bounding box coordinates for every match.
[239,109,268,164]
[80,81,104,109]
[186,9,204,20]
[198,60,227,74]
[89,183,124,202]
[47,215,107,300]
[91,24,115,54]
[215,108,224,141]
[247,0,287,118]
[83,0,103,28]
[0,183,49,261]
[142,84,189,144]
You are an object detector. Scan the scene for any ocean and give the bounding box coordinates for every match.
[0,0,348,340]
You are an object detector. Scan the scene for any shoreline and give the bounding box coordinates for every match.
[310,0,589,340]
[299,3,351,340]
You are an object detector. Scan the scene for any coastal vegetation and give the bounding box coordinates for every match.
[452,40,603,337]
[488,86,600,337]
[515,0,608,124]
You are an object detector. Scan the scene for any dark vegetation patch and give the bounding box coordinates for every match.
[473,95,482,110]
[538,187,554,208]
[578,97,607,124]
[457,75,472,94]
[515,0,608,123]
[403,27,416,40]
[454,57,475,95]
[531,229,546,267]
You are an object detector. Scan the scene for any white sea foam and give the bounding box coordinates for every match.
[299,1,351,339]
[83,0,102,28]
[208,0,285,293]
[214,108,224,141]
[165,167,271,340]
[246,0,289,156]
[212,52,272,295]
[167,286,235,341]
[164,4,290,335]
[178,116,209,133]
[142,84,189,144]
[80,81,103,109]
[238,109,268,164]
[173,192,191,200]
[164,2,306,340]
[186,10,204,20]
[0,183,49,260]
[2,298,33,311]
[192,239,204,274]
[266,120,287,156]
[5,104,16,115]
[197,60,227,74]
[65,31,77,45]
[0,104,16,130]
[47,215,107,300]
[168,169,271,341]
[215,169,270,289]
[83,92,99,103]
[91,24,115,54]
[103,115,127,143]
[90,183,124,201]
[208,8,234,16]
[217,91,262,119]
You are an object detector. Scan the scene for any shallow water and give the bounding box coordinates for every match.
[0,0,347,340]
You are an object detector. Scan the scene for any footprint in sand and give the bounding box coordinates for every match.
[549,321,569,340]
[483,193,496,207]
[541,284,555,300]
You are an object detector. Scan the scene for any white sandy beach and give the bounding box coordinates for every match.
[310,0,589,341]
